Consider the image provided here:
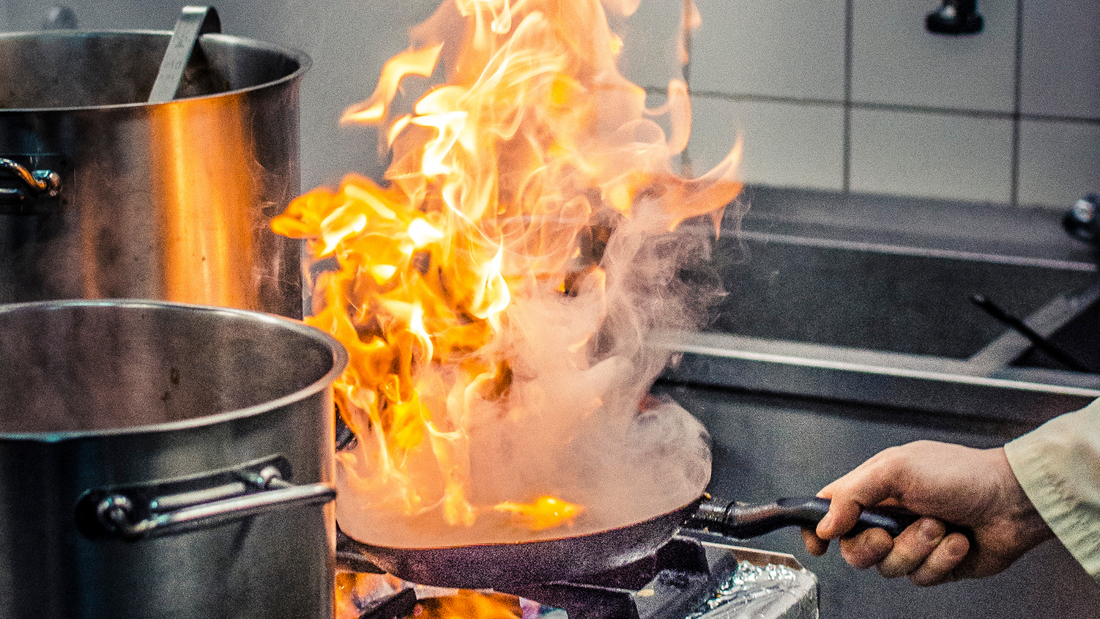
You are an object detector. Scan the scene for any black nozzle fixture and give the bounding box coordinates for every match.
[926,0,984,36]
[1064,194,1100,246]
[43,6,79,30]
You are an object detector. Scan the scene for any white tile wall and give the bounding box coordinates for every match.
[851,0,1017,113]
[691,0,846,101]
[5,0,179,30]
[1020,0,1100,119]
[1018,120,1100,208]
[211,0,443,190]
[616,0,690,90]
[3,0,1098,208]
[689,96,844,190]
[849,109,1014,203]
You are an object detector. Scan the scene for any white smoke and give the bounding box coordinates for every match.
[337,204,720,547]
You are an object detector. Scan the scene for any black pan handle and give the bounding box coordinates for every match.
[686,496,968,539]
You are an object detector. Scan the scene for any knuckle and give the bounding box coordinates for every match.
[800,529,828,556]
[877,537,932,578]
[910,564,959,587]
[840,531,891,570]
[878,549,920,577]
[909,571,943,587]
[941,533,971,563]
[841,548,875,570]
[875,560,906,579]
[909,536,969,586]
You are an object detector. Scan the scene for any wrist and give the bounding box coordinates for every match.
[988,447,1054,549]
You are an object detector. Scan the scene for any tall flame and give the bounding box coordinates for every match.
[274,0,740,542]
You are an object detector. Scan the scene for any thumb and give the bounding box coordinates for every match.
[816,495,867,539]
[815,461,903,539]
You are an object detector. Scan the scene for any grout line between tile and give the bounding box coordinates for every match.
[663,88,1100,126]
[681,0,693,178]
[1010,0,1024,207]
[683,91,843,107]
[843,0,854,193]
[1018,114,1100,127]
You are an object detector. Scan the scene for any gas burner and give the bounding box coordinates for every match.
[500,535,716,619]
[336,532,817,619]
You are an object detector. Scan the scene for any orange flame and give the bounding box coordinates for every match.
[422,591,524,619]
[336,575,523,619]
[273,0,740,536]
[334,573,406,619]
[494,496,585,531]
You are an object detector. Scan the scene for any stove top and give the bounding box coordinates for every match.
[336,532,818,619]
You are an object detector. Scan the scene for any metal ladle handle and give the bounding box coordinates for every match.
[94,465,335,541]
[148,6,221,103]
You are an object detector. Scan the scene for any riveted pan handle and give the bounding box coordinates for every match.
[76,457,335,541]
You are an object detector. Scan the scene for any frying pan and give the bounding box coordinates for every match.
[336,494,928,589]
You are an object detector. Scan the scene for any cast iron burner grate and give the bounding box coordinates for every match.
[337,532,817,619]
[500,536,716,619]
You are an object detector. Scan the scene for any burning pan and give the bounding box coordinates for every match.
[0,29,309,316]
[338,494,937,589]
[0,300,348,619]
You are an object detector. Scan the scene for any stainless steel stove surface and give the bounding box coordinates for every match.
[337,533,817,619]
[685,546,818,619]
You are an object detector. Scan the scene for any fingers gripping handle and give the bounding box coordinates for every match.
[687,496,922,539]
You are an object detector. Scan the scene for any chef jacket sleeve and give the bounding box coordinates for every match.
[1004,399,1100,584]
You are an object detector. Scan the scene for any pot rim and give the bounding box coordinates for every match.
[0,29,312,114]
[0,299,348,442]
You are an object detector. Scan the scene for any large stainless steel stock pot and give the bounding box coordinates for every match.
[0,300,348,619]
[0,29,310,316]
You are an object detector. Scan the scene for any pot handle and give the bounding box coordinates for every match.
[0,157,61,210]
[90,465,335,541]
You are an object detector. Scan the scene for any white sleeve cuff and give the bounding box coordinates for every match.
[1004,401,1100,584]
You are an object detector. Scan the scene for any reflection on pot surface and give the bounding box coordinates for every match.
[0,31,309,316]
[0,300,347,619]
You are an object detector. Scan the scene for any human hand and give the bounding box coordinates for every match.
[801,441,1053,585]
